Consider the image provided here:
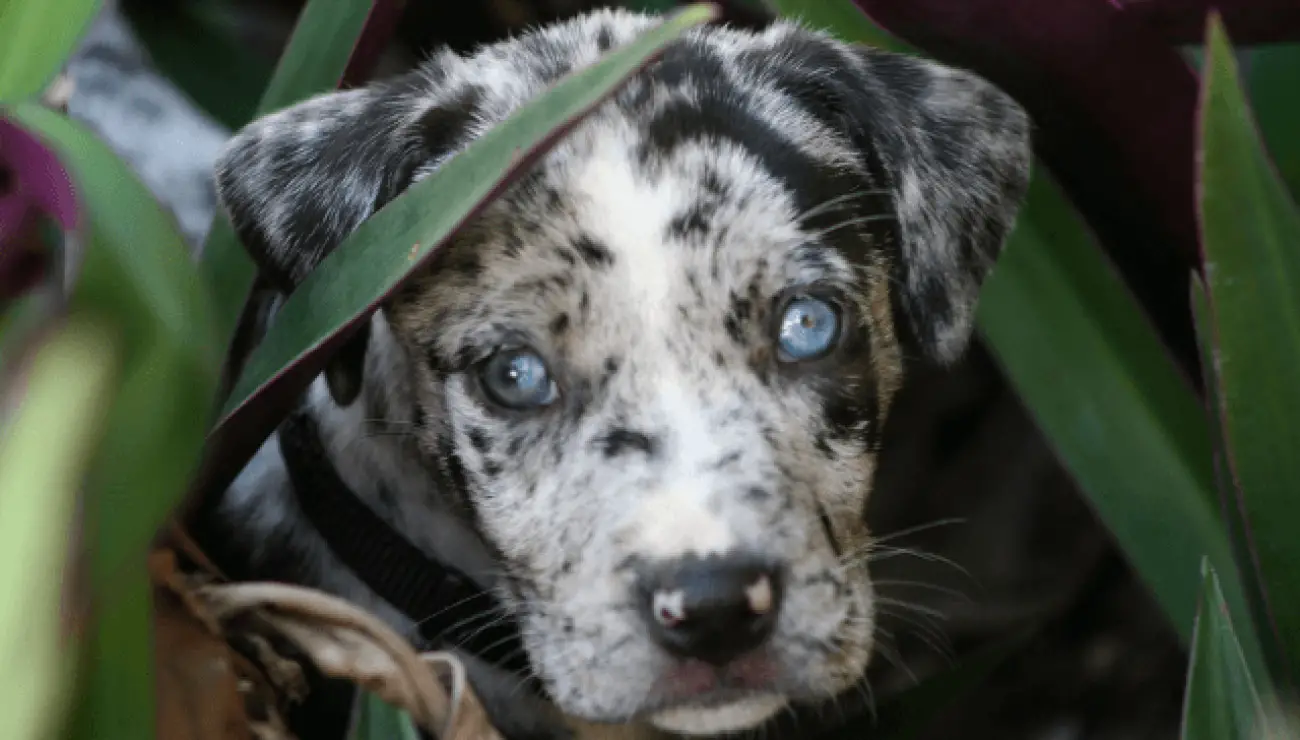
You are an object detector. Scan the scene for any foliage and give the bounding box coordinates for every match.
[1,0,1299,738]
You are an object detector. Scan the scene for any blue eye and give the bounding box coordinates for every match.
[480,348,559,409]
[777,297,841,361]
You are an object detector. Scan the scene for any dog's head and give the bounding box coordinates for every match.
[216,10,1030,735]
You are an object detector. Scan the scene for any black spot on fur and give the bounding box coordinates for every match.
[592,428,659,458]
[549,312,570,336]
[595,25,614,52]
[723,313,743,344]
[467,427,490,453]
[745,487,771,501]
[816,503,843,559]
[601,356,622,385]
[573,234,614,267]
[711,450,743,470]
[482,460,502,478]
[667,204,711,242]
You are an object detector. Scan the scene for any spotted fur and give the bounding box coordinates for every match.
[215,9,1030,738]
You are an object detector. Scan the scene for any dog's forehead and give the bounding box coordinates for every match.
[402,16,877,367]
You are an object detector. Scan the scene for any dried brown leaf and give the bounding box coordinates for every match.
[199,581,505,740]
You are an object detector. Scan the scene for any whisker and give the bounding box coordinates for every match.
[796,188,890,225]
[872,517,968,546]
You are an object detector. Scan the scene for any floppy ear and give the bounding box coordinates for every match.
[846,48,1032,364]
[214,53,482,403]
[765,33,1032,365]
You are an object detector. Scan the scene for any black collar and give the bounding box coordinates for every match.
[277,409,530,675]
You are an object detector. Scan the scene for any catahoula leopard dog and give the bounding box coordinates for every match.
[212,8,1031,739]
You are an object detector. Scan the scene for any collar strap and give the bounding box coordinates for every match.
[277,409,529,674]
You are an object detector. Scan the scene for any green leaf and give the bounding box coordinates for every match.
[350,692,422,740]
[767,0,911,53]
[0,316,119,740]
[0,0,101,100]
[198,0,377,360]
[120,0,273,130]
[199,4,721,499]
[4,104,219,740]
[1190,274,1275,685]
[1197,15,1300,681]
[1246,42,1300,199]
[1180,560,1273,740]
[976,171,1264,672]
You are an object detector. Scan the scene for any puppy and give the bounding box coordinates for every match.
[213,8,1031,738]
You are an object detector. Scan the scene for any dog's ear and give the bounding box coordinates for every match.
[766,34,1032,364]
[849,49,1031,364]
[214,53,481,404]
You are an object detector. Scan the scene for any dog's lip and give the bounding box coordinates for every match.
[645,652,782,710]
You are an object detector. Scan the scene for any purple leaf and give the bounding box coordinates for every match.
[853,0,1205,369]
[0,116,79,302]
[341,0,407,89]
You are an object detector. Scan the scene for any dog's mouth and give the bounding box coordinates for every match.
[634,651,789,734]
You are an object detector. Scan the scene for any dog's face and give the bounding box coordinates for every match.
[216,10,1029,735]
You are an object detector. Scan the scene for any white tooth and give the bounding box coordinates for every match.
[653,589,686,625]
[745,576,773,615]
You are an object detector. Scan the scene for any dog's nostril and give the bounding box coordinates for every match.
[640,556,782,665]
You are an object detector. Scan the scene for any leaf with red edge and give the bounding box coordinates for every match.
[192,4,721,508]
[199,0,399,363]
[1196,14,1300,686]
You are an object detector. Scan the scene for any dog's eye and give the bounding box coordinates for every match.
[479,348,559,409]
[777,296,841,362]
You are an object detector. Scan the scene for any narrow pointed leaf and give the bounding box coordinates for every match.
[1180,561,1272,740]
[1196,15,1300,681]
[977,172,1264,673]
[4,103,219,586]
[4,104,220,740]
[198,0,385,355]
[767,0,906,52]
[1190,274,1277,684]
[0,317,119,740]
[1246,42,1300,198]
[0,0,101,100]
[196,4,720,501]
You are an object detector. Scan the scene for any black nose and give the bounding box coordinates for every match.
[637,554,782,665]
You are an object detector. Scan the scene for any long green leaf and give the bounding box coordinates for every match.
[199,3,720,499]
[977,171,1263,668]
[199,0,377,357]
[0,0,101,100]
[4,103,220,740]
[1190,274,1276,685]
[767,0,909,53]
[1196,15,1300,683]
[1247,42,1300,199]
[0,316,119,740]
[772,0,1269,692]
[121,0,273,131]
[6,103,219,585]
[1180,560,1272,740]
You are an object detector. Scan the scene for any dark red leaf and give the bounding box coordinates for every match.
[1119,0,1300,45]
[341,0,407,89]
